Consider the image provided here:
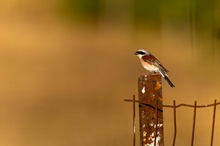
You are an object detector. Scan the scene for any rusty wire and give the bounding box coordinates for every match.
[132,95,136,146]
[172,100,177,146]
[210,99,217,146]
[124,99,219,146]
[124,99,220,108]
[191,101,197,146]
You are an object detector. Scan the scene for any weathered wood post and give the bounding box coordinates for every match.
[138,74,164,146]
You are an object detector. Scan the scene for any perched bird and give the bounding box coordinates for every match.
[134,49,175,88]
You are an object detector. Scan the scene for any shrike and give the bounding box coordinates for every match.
[134,49,175,88]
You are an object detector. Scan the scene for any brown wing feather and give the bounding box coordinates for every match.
[142,55,169,73]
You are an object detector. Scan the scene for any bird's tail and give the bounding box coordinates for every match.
[158,69,175,88]
[164,76,175,88]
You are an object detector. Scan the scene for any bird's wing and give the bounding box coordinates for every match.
[142,55,169,73]
[158,63,169,73]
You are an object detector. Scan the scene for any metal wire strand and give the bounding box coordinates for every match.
[210,100,217,146]
[173,100,177,146]
[191,101,197,146]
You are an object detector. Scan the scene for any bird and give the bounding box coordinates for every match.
[134,49,175,88]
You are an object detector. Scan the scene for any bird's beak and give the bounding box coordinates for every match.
[134,52,138,55]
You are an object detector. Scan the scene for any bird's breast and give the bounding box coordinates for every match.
[140,60,159,72]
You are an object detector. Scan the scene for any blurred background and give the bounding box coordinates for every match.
[0,0,220,146]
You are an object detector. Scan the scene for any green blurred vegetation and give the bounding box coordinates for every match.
[58,0,220,28]
[134,0,161,23]
[59,0,101,21]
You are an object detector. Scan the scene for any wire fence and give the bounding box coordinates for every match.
[124,97,220,146]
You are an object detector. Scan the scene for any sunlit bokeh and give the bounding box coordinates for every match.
[0,0,220,146]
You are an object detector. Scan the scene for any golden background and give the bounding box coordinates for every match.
[0,0,220,145]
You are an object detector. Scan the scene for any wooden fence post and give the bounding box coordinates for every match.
[138,74,164,146]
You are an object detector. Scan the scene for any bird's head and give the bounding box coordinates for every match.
[134,49,151,58]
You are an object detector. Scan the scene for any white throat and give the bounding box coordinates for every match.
[137,54,144,58]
